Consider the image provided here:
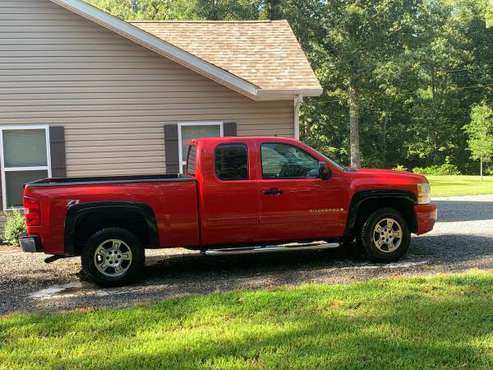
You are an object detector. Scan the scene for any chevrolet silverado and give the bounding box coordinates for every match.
[20,137,437,286]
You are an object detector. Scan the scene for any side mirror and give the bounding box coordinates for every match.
[319,162,331,180]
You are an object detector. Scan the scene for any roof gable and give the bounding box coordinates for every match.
[132,21,323,99]
[49,0,322,100]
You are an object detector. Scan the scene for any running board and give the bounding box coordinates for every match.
[203,241,340,256]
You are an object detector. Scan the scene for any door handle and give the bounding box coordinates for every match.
[263,188,283,196]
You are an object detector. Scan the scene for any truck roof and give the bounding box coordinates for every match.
[191,136,299,145]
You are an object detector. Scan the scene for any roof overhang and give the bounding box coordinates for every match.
[256,88,323,101]
[49,0,322,101]
[49,0,260,98]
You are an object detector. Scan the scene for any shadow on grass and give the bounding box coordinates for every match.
[1,274,492,369]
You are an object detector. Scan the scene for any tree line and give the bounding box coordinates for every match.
[88,0,493,174]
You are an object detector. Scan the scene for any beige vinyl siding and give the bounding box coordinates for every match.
[0,0,294,177]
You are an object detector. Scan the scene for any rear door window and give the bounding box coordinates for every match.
[215,144,248,181]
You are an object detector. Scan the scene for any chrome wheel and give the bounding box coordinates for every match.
[94,239,133,278]
[373,218,402,253]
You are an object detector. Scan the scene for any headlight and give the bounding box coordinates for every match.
[417,183,431,204]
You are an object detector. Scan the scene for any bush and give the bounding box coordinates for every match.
[3,210,26,246]
[393,165,408,171]
[412,164,461,176]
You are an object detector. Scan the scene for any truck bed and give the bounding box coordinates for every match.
[27,174,194,187]
[24,173,201,255]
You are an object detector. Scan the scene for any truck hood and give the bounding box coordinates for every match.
[349,168,427,183]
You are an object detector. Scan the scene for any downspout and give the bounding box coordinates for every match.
[294,95,304,140]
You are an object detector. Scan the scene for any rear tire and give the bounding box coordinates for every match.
[357,208,410,262]
[81,227,145,287]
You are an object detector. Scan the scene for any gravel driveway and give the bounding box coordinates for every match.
[1,195,492,314]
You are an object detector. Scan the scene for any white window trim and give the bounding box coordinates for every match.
[0,125,52,210]
[177,121,224,174]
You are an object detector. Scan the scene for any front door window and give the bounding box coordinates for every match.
[261,143,319,179]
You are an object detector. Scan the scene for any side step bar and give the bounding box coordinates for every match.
[203,241,340,256]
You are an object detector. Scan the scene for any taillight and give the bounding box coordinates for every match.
[24,197,41,226]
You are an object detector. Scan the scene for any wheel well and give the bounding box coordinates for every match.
[73,209,152,253]
[351,197,417,236]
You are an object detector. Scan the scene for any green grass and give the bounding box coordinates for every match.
[1,272,492,369]
[427,175,493,197]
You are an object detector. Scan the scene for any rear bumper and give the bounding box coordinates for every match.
[415,203,437,235]
[19,235,43,253]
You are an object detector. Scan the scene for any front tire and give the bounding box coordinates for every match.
[81,227,145,287]
[357,208,411,262]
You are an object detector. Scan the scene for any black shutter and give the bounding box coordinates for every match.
[224,122,238,137]
[49,126,66,178]
[164,124,180,173]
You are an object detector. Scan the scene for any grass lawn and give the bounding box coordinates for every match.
[1,272,492,369]
[427,175,493,197]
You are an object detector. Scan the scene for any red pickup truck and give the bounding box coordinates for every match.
[21,137,437,286]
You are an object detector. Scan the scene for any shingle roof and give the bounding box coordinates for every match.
[131,20,322,95]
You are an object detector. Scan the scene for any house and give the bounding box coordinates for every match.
[0,0,322,227]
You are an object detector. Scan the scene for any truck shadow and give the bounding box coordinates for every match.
[145,246,358,278]
[9,234,491,314]
[142,233,493,285]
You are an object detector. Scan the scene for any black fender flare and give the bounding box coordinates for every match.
[64,201,159,255]
[344,190,417,238]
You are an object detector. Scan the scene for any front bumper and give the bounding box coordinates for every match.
[415,203,438,235]
[19,235,43,253]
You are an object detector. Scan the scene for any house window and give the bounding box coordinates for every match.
[0,126,51,209]
[178,122,223,173]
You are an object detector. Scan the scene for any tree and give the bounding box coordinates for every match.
[266,0,282,20]
[86,0,493,173]
[87,0,267,20]
[194,0,263,20]
[404,1,478,171]
[487,0,493,27]
[464,102,493,178]
[282,1,424,168]
[86,0,197,20]
[289,0,493,171]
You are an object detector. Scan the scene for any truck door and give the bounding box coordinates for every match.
[257,142,347,242]
[199,141,260,246]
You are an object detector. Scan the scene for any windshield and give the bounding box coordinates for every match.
[313,149,350,172]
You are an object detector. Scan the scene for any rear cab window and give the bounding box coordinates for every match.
[215,143,249,181]
[186,144,197,176]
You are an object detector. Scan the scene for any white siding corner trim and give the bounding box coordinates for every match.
[294,95,303,140]
[48,0,259,100]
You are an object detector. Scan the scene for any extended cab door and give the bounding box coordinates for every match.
[197,140,260,246]
[257,141,347,242]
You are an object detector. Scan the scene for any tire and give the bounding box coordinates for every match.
[357,208,411,262]
[81,227,145,287]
